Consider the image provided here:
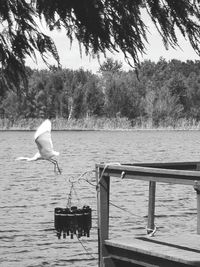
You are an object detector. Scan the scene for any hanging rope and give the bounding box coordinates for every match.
[73,165,147,221]
[75,234,97,260]
[67,178,83,208]
[96,162,121,190]
[66,181,74,208]
[94,163,157,235]
[146,225,157,237]
[77,170,146,220]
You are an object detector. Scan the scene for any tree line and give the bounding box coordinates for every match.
[2,57,200,127]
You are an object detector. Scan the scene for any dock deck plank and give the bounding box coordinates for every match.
[105,234,200,266]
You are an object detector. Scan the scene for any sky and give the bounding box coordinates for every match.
[25,12,200,73]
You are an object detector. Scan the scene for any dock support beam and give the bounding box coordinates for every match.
[194,181,200,234]
[147,181,156,234]
[96,166,114,267]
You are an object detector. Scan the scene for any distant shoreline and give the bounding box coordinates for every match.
[0,117,200,131]
[0,127,200,131]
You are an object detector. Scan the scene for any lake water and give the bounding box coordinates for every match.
[0,130,200,267]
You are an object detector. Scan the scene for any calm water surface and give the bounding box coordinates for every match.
[0,130,200,266]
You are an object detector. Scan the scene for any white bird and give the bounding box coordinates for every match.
[16,119,62,174]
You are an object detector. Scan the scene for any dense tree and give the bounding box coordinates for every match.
[152,86,184,126]
[166,72,189,114]
[186,72,200,120]
[2,58,200,127]
[1,0,200,89]
[83,76,104,117]
[99,58,123,73]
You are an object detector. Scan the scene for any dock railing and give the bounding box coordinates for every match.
[96,161,200,267]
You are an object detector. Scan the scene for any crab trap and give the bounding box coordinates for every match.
[54,172,94,239]
[54,205,92,239]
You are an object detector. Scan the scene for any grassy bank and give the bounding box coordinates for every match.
[0,117,131,130]
[1,117,200,130]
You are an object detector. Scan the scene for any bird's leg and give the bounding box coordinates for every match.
[49,158,62,174]
[55,160,62,174]
[53,159,61,174]
[51,159,61,174]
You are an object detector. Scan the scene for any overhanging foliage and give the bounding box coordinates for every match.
[1,0,200,88]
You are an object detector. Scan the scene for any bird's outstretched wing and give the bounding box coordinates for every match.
[34,119,55,159]
[34,119,52,141]
[15,156,30,161]
[15,152,41,161]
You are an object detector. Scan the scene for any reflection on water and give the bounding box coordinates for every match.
[0,130,199,266]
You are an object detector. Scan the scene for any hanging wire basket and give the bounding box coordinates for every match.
[54,172,93,239]
[54,205,92,239]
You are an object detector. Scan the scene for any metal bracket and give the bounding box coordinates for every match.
[121,171,126,179]
[194,181,200,194]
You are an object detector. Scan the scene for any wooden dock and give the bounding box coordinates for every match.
[96,161,200,267]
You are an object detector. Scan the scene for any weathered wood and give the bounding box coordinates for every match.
[194,181,200,234]
[96,165,111,267]
[103,256,116,267]
[147,181,156,234]
[125,161,199,170]
[97,164,200,185]
[195,164,200,234]
[196,163,200,171]
[96,162,200,266]
[105,235,200,266]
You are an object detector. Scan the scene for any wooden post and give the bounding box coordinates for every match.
[194,164,200,234]
[96,165,114,267]
[147,181,156,235]
[194,181,200,234]
[196,163,200,171]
